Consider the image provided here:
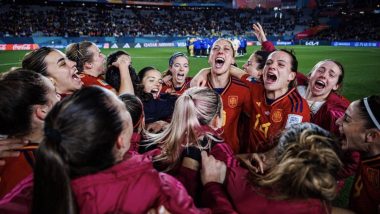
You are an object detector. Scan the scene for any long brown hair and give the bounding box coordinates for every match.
[250,123,342,201]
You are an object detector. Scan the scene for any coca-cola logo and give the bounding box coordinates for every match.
[12,44,32,50]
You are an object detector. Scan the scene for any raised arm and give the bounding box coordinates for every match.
[253,23,268,44]
[229,65,247,79]
[190,67,211,87]
[253,23,276,52]
[113,55,134,95]
[0,138,28,166]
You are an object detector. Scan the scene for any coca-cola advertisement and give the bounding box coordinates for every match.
[0,44,39,51]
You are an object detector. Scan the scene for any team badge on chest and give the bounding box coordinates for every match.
[271,109,283,123]
[228,96,238,108]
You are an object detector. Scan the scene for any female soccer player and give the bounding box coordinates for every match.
[0,68,60,197]
[66,42,133,95]
[336,95,380,214]
[22,47,83,98]
[161,52,192,95]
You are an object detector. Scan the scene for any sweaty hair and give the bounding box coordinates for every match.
[105,50,139,92]
[22,47,55,76]
[251,123,342,201]
[309,59,345,93]
[146,87,223,171]
[358,95,380,129]
[32,86,131,214]
[65,41,94,73]
[0,68,49,137]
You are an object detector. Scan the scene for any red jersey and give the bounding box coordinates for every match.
[206,76,251,154]
[161,77,192,95]
[261,41,276,52]
[241,74,311,153]
[0,151,34,198]
[79,73,114,90]
[350,154,380,214]
[297,73,350,136]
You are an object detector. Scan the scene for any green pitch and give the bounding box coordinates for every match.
[0,46,379,101]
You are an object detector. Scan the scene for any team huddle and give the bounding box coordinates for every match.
[0,23,379,214]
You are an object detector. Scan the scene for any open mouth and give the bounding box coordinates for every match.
[315,80,326,90]
[266,72,277,83]
[176,73,185,81]
[72,73,80,81]
[215,57,225,68]
[72,72,82,86]
[150,88,159,98]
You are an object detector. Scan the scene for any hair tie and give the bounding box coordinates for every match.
[44,127,62,143]
[364,97,380,130]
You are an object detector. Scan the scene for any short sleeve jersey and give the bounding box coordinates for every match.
[242,74,311,153]
[206,75,251,153]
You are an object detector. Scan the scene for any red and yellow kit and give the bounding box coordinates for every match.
[161,77,192,95]
[80,73,114,90]
[242,74,311,153]
[206,75,251,154]
[350,154,380,214]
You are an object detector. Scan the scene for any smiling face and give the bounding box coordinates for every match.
[243,53,262,79]
[336,101,368,151]
[208,39,235,75]
[308,60,342,99]
[141,69,163,99]
[263,50,296,93]
[44,50,83,95]
[170,56,189,86]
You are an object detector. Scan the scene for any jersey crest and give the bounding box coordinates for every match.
[272,109,283,123]
[228,96,238,108]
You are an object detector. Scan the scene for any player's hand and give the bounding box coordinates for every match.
[253,22,267,43]
[236,152,267,174]
[190,67,211,87]
[162,75,172,87]
[201,151,227,185]
[112,55,131,69]
[0,138,29,166]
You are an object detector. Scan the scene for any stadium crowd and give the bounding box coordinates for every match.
[1,2,379,41]
[0,1,380,214]
[0,3,297,37]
